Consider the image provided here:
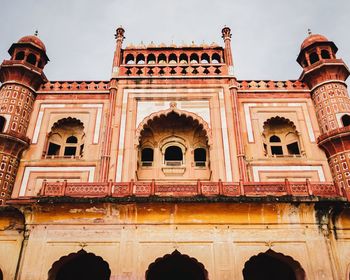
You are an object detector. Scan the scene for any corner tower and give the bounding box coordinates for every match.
[0,34,49,204]
[297,32,350,199]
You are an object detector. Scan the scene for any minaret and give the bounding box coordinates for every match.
[99,26,125,181]
[221,26,247,182]
[221,26,234,75]
[111,26,125,77]
[0,34,49,204]
[297,32,350,199]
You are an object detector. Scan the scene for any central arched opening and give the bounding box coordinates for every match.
[146,250,208,280]
[48,249,111,280]
[243,250,305,280]
[136,106,211,180]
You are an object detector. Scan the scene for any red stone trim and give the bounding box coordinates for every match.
[38,179,339,199]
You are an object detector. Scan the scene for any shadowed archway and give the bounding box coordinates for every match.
[48,249,111,280]
[243,249,305,280]
[146,250,208,280]
[0,268,3,280]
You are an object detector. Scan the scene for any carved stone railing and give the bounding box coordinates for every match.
[39,81,110,92]
[39,179,341,199]
[118,64,228,77]
[237,80,308,91]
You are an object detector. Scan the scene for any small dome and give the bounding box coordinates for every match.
[301,34,328,50]
[18,35,46,52]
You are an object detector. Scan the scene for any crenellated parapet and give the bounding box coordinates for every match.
[39,81,110,93]
[237,80,308,91]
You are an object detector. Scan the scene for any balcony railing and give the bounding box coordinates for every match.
[38,179,341,199]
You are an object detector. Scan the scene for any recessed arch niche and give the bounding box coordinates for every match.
[146,250,208,280]
[242,249,306,280]
[48,249,111,280]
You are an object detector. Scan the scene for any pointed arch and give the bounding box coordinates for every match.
[243,249,305,280]
[48,249,111,280]
[146,249,208,280]
[136,107,212,145]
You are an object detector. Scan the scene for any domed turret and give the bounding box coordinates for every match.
[17,35,47,52]
[297,32,350,200]
[0,34,49,204]
[300,33,328,50]
[297,32,339,73]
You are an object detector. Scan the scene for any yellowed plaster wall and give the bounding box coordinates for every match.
[10,202,343,280]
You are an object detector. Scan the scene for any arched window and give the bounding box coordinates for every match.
[136,54,145,64]
[263,117,301,157]
[147,54,156,64]
[165,146,183,166]
[269,135,283,155]
[27,53,37,65]
[321,50,330,59]
[190,53,199,64]
[179,53,188,64]
[342,114,350,127]
[211,53,221,63]
[309,52,319,64]
[169,53,177,64]
[158,53,166,64]
[0,116,6,133]
[45,118,85,158]
[125,54,135,64]
[15,51,25,60]
[194,148,206,167]
[141,148,154,166]
[201,53,210,64]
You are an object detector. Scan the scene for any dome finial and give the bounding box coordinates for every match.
[307,28,312,35]
[34,29,38,36]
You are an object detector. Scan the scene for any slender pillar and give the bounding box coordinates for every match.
[222,27,248,182]
[100,27,125,182]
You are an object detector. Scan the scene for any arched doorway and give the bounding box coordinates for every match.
[48,249,111,280]
[243,249,305,280]
[0,268,3,280]
[146,250,208,280]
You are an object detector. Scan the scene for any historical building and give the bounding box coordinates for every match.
[0,26,350,279]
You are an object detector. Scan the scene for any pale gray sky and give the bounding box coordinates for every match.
[1,0,349,82]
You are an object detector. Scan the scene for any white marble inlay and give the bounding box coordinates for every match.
[82,104,103,144]
[116,88,226,181]
[219,89,233,181]
[136,100,210,127]
[32,103,103,144]
[252,165,325,182]
[244,102,315,143]
[19,166,95,196]
[32,104,65,144]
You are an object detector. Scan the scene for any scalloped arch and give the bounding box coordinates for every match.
[263,116,297,132]
[136,107,212,145]
[51,117,85,131]
[146,249,208,280]
[48,249,111,280]
[243,249,306,280]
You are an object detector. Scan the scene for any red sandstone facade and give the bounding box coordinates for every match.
[0,27,350,279]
